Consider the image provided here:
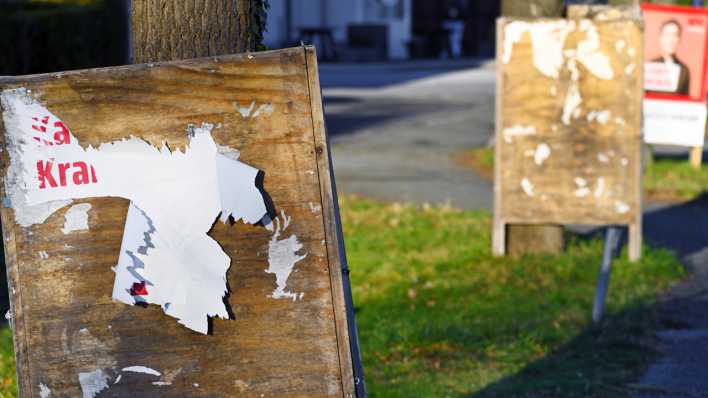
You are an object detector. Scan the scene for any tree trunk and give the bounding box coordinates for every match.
[501,0,566,256]
[131,0,264,64]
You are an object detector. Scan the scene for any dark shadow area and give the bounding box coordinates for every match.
[0,0,128,75]
[255,170,277,222]
[318,58,490,89]
[653,149,708,162]
[465,303,671,398]
[323,96,472,138]
[323,107,402,138]
[644,194,708,262]
[466,197,708,397]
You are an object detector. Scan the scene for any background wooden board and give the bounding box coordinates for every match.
[0,46,355,397]
[494,18,643,259]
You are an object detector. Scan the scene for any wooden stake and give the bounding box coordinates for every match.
[690,146,703,169]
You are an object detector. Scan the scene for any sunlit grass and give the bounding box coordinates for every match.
[0,326,15,398]
[644,157,708,201]
[342,196,684,397]
[458,147,708,202]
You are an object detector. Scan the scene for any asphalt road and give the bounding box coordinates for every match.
[322,59,496,210]
[320,59,708,398]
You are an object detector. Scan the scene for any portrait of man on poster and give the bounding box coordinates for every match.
[649,19,690,95]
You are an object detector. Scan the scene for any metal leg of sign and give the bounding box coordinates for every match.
[592,226,623,324]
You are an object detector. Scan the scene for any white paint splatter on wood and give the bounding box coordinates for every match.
[308,202,321,214]
[521,178,534,197]
[39,383,51,398]
[78,369,110,398]
[594,177,605,198]
[615,201,630,214]
[61,203,91,234]
[534,143,551,165]
[562,85,582,125]
[235,101,273,119]
[574,177,590,197]
[236,101,255,118]
[121,366,161,377]
[616,39,626,53]
[587,110,610,124]
[503,20,574,78]
[625,63,636,75]
[503,19,614,80]
[251,103,274,118]
[503,125,536,143]
[266,210,307,301]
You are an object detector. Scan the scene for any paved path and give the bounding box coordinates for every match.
[322,59,495,210]
[320,59,708,398]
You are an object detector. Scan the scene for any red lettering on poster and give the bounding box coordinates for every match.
[36,160,57,189]
[31,115,71,146]
[36,160,98,189]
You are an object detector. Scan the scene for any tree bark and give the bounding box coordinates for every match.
[131,0,262,64]
[501,0,566,256]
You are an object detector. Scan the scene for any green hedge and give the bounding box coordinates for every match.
[0,0,128,75]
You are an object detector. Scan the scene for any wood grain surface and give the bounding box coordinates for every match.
[494,18,643,260]
[0,46,355,397]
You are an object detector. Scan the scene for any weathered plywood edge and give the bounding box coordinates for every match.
[566,4,641,20]
[303,46,357,397]
[0,108,33,397]
[493,18,506,257]
[0,46,307,86]
[630,25,645,263]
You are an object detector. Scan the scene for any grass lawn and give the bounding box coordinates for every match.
[0,197,685,397]
[0,326,15,398]
[644,156,708,202]
[457,147,708,202]
[342,196,684,397]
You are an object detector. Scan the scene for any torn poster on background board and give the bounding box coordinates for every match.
[0,88,270,334]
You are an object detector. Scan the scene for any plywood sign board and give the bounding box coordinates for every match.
[566,4,640,20]
[0,46,358,397]
[494,18,643,261]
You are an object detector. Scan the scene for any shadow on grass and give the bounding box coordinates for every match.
[652,149,708,163]
[467,197,708,398]
[466,303,665,398]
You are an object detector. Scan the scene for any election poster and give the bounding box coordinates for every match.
[643,3,708,147]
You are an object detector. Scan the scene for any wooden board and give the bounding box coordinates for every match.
[566,4,640,20]
[494,18,643,261]
[0,46,357,397]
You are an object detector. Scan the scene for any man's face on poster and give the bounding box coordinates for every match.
[660,21,681,56]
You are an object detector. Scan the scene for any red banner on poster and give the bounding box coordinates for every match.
[642,3,708,147]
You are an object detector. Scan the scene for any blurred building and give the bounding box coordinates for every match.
[263,0,499,61]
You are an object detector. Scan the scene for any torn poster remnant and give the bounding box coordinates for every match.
[265,210,306,301]
[78,369,110,398]
[61,203,91,234]
[1,88,269,334]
